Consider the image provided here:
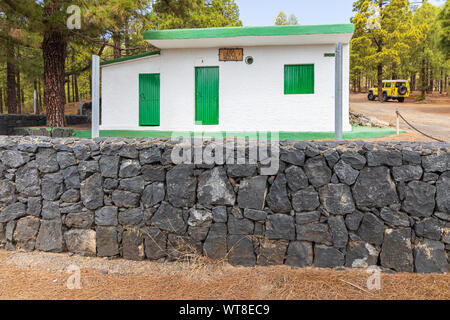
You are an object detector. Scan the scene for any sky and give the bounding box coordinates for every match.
[235,0,447,26]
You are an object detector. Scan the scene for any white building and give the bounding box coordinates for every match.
[100,24,354,133]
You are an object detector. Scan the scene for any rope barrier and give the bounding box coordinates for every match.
[396,110,445,143]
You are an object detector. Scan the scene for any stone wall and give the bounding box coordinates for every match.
[0,114,89,135]
[0,136,449,273]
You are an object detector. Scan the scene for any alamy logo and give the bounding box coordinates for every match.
[66,264,81,290]
[67,5,81,30]
[366,3,381,30]
[170,132,280,175]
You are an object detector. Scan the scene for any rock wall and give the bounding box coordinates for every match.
[0,114,88,135]
[0,136,449,273]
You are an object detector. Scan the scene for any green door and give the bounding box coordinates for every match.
[195,67,219,125]
[139,73,160,126]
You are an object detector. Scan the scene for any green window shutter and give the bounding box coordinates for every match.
[284,64,314,94]
[195,67,219,125]
[139,73,160,126]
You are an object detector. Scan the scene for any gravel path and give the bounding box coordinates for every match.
[350,93,450,142]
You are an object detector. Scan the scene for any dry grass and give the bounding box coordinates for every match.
[0,250,448,300]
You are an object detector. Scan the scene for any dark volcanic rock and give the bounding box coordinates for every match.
[380,228,413,273]
[296,223,332,245]
[341,151,366,170]
[99,156,120,178]
[333,160,359,186]
[142,183,165,208]
[367,151,402,167]
[285,241,313,267]
[319,184,355,215]
[122,229,145,261]
[166,165,196,208]
[357,213,386,246]
[285,166,309,191]
[0,202,26,223]
[197,167,235,206]
[257,239,288,266]
[151,202,186,234]
[95,206,118,226]
[328,216,348,248]
[143,227,167,260]
[237,176,267,210]
[414,239,449,274]
[41,172,64,201]
[352,167,399,208]
[314,245,344,268]
[280,148,305,166]
[266,174,291,213]
[265,214,295,240]
[112,190,140,208]
[35,219,63,253]
[203,223,227,260]
[292,186,320,212]
[227,235,256,266]
[13,216,40,251]
[414,218,444,241]
[402,181,436,217]
[345,241,379,268]
[96,226,119,257]
[436,172,450,213]
[80,173,104,210]
[304,157,332,187]
[392,165,423,182]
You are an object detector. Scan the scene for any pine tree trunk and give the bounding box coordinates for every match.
[66,75,71,103]
[377,62,383,102]
[420,60,426,98]
[16,70,21,114]
[74,74,79,102]
[38,79,42,113]
[43,29,67,126]
[34,80,38,113]
[6,40,17,114]
[21,89,25,112]
[113,32,121,59]
[429,67,433,93]
[124,20,130,56]
[0,88,3,114]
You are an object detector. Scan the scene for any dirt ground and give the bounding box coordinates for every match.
[0,250,448,300]
[350,92,450,142]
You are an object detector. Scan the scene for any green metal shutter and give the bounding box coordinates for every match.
[195,67,219,125]
[139,73,160,126]
[284,64,314,94]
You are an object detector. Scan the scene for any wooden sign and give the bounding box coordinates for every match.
[219,48,243,61]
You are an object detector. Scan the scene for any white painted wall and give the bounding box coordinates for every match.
[101,43,351,132]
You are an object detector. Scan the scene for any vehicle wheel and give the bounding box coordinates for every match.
[398,97,405,103]
[398,86,407,95]
[368,92,375,101]
[382,92,389,102]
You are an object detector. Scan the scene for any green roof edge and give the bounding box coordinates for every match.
[100,51,161,66]
[144,24,354,40]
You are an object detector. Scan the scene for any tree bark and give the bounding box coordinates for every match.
[21,89,25,112]
[0,88,3,113]
[74,74,79,102]
[43,1,67,127]
[66,75,71,103]
[38,79,42,113]
[16,70,21,114]
[420,59,426,98]
[6,39,17,114]
[113,32,121,59]
[377,62,383,102]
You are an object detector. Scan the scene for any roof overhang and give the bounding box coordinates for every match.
[144,24,354,49]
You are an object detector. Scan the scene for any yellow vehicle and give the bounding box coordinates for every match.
[368,80,410,103]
